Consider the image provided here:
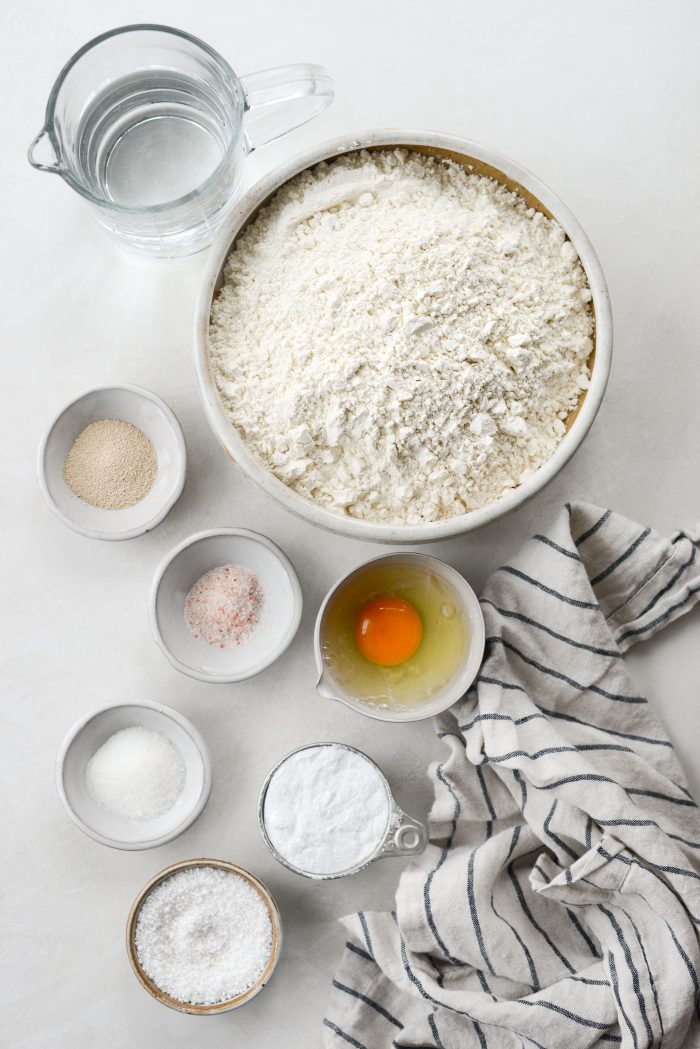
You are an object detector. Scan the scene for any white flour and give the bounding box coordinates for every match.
[263,745,390,875]
[210,149,593,523]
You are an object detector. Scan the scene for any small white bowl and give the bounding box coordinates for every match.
[38,384,186,541]
[56,700,212,850]
[315,552,486,723]
[150,528,302,683]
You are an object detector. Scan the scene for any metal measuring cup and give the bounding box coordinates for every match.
[258,742,427,880]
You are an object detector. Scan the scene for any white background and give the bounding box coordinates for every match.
[3,2,700,1046]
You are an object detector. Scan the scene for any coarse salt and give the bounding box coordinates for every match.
[184,563,263,648]
[85,726,185,821]
[134,866,273,1005]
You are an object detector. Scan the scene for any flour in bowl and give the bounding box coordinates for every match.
[209,149,593,523]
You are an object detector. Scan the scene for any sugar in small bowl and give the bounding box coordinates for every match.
[126,858,282,1014]
[56,700,212,850]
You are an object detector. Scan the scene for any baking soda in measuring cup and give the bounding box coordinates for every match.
[259,743,427,879]
[28,26,333,258]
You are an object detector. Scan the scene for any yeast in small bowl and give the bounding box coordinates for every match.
[315,553,485,722]
[150,528,302,683]
[56,700,212,850]
[38,384,186,541]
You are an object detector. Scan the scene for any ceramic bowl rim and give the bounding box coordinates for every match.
[313,551,486,723]
[55,699,212,850]
[125,857,283,1014]
[37,383,187,541]
[149,527,303,683]
[194,128,613,543]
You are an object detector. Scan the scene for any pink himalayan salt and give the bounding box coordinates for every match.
[184,563,263,648]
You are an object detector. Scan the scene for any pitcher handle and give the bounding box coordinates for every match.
[240,64,334,152]
[28,129,62,173]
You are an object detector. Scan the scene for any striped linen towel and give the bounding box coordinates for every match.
[324,503,700,1049]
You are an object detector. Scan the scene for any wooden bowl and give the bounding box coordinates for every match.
[126,858,282,1014]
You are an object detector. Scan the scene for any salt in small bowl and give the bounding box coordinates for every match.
[126,857,283,1014]
[38,384,186,541]
[56,699,212,850]
[150,528,302,683]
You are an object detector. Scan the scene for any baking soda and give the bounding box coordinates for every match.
[263,744,390,875]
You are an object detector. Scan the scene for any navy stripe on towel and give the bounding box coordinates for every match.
[480,599,622,658]
[345,941,374,964]
[468,851,496,976]
[485,636,645,703]
[590,529,651,587]
[575,510,612,546]
[324,1018,368,1049]
[533,534,582,561]
[600,907,654,1048]
[497,566,599,609]
[617,584,700,645]
[332,980,403,1030]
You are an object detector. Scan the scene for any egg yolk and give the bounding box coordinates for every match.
[355,595,423,666]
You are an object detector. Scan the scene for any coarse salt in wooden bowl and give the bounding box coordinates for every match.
[126,858,283,1014]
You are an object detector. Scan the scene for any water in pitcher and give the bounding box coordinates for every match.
[74,69,232,209]
[30,26,332,255]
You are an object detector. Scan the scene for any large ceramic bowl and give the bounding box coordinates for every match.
[195,130,612,543]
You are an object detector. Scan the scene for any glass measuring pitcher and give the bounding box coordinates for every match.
[28,25,333,258]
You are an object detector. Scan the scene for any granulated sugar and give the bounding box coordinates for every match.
[210,148,593,523]
[263,745,390,875]
[85,726,185,821]
[134,866,273,1005]
[63,419,157,509]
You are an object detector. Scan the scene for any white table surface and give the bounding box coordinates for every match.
[4,2,700,1046]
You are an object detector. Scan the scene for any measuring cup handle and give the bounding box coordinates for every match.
[240,64,334,152]
[28,129,61,172]
[379,806,428,859]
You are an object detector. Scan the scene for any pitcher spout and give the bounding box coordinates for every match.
[315,671,340,703]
